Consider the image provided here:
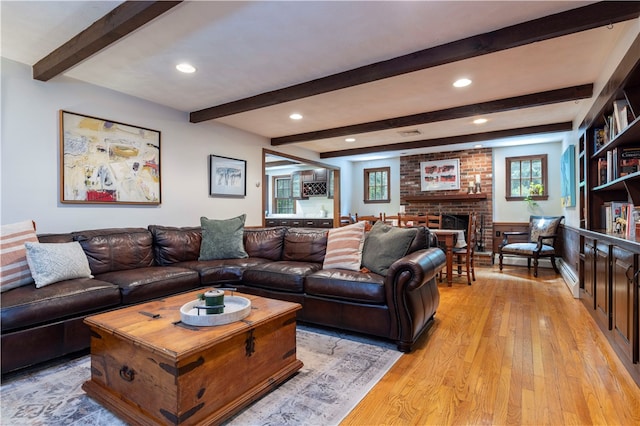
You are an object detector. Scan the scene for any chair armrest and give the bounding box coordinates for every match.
[534,233,559,252]
[500,231,527,247]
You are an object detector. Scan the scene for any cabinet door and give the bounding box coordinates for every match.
[594,242,611,330]
[612,246,638,363]
[291,172,305,199]
[582,237,595,307]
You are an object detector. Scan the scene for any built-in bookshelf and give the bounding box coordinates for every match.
[581,46,640,238]
[577,35,640,387]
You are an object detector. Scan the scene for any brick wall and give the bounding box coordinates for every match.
[400,148,493,252]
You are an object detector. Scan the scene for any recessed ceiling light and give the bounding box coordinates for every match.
[289,113,303,120]
[474,144,483,148]
[176,63,196,73]
[345,137,356,143]
[473,118,488,124]
[453,78,472,88]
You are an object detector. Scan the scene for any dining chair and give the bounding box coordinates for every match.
[427,214,442,229]
[339,214,355,226]
[382,213,402,226]
[399,215,428,227]
[355,213,382,230]
[440,212,477,285]
[499,215,564,277]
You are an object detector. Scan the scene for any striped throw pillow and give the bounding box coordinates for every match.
[1,220,38,292]
[322,221,366,271]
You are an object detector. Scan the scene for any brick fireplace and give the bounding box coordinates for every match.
[400,148,493,253]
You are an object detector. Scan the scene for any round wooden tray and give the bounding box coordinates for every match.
[180,296,251,326]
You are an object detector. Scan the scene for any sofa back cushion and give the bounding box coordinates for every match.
[244,227,286,260]
[73,228,154,274]
[148,225,201,266]
[283,228,328,263]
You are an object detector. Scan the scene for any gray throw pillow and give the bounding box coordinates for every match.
[199,214,248,260]
[361,221,418,276]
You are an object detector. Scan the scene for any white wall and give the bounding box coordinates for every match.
[1,58,274,232]
[349,157,401,217]
[492,141,564,222]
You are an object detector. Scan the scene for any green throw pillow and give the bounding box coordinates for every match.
[361,221,417,276]
[199,214,248,260]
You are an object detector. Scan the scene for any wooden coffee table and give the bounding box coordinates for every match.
[82,290,302,425]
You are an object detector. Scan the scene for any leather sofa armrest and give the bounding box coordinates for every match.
[385,247,446,351]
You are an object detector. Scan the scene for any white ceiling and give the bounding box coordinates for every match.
[1,1,636,161]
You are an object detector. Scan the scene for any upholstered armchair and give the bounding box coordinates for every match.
[499,215,564,277]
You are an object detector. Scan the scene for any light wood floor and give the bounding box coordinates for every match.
[341,265,640,425]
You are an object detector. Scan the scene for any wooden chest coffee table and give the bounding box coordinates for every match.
[82,290,302,425]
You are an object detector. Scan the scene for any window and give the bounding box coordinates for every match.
[505,154,548,201]
[273,176,295,214]
[364,167,390,203]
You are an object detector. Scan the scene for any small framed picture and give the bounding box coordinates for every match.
[209,155,246,197]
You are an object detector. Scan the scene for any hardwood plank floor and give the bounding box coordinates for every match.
[341,265,640,425]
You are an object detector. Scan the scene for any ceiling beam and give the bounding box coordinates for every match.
[319,123,573,159]
[33,1,183,81]
[271,84,592,145]
[190,1,640,123]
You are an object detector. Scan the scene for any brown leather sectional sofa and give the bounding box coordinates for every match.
[1,225,445,375]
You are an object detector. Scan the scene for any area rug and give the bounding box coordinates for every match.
[1,325,402,425]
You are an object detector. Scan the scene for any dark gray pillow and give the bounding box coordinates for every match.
[199,214,248,260]
[361,221,417,276]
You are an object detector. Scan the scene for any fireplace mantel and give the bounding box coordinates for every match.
[404,193,487,202]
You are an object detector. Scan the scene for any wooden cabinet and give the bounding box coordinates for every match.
[264,218,333,228]
[581,236,595,308]
[577,40,640,386]
[612,246,638,364]
[594,242,611,330]
[291,172,305,199]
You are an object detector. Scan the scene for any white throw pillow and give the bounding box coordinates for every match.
[322,221,366,271]
[25,242,93,288]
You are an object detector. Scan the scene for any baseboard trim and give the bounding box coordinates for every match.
[559,259,579,298]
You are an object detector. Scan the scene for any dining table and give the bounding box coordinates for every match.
[431,229,466,286]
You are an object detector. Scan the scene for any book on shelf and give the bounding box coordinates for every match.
[620,147,640,177]
[604,201,631,234]
[593,128,605,152]
[598,157,608,186]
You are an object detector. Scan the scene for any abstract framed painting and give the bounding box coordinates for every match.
[59,110,161,204]
[209,155,247,197]
[420,158,460,191]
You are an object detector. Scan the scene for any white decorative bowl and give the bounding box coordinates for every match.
[180,295,252,326]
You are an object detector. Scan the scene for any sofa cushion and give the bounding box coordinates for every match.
[242,261,322,293]
[282,228,328,263]
[322,221,365,271]
[305,269,386,304]
[73,228,154,275]
[199,215,248,260]
[362,221,418,276]
[1,220,38,292]
[25,242,93,288]
[149,225,201,265]
[0,278,121,332]
[177,258,270,285]
[96,266,200,305]
[244,227,286,261]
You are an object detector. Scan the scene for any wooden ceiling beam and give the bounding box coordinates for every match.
[33,1,183,81]
[319,123,573,159]
[190,1,639,123]
[271,84,592,145]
